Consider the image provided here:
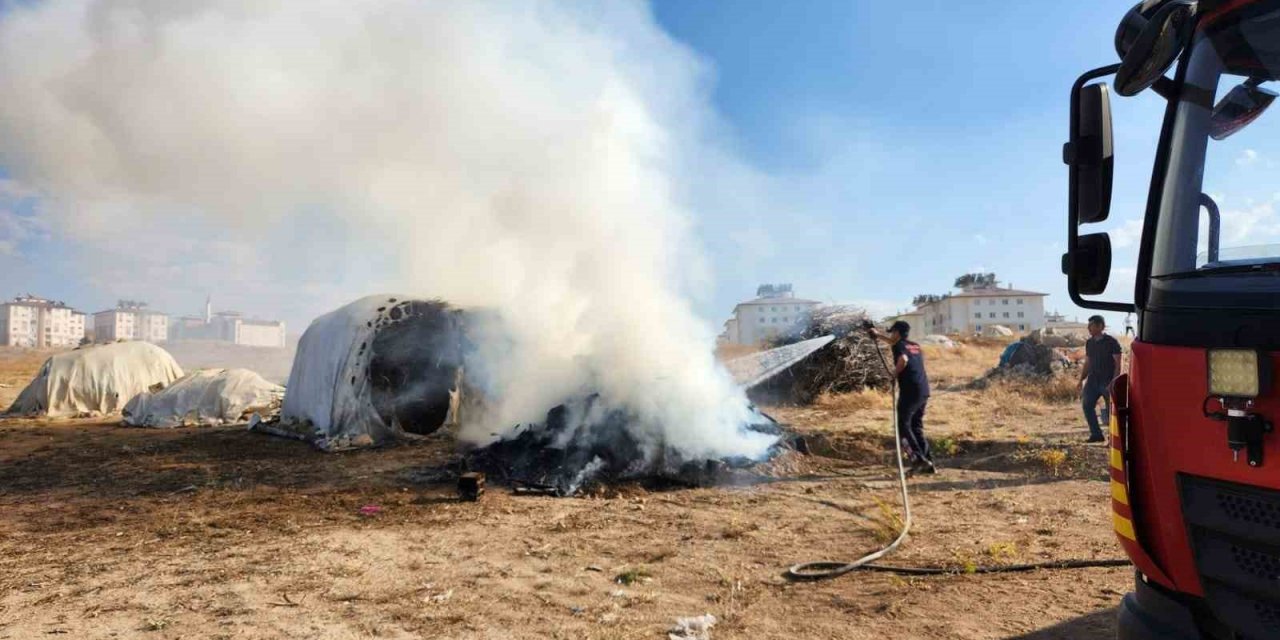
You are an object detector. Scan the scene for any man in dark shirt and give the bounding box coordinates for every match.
[1080,315,1123,443]
[871,320,935,474]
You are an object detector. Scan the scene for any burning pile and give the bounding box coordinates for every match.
[463,395,789,496]
[748,305,894,405]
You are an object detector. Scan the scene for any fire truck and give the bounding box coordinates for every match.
[1063,1,1280,637]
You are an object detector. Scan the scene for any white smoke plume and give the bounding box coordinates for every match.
[0,1,776,460]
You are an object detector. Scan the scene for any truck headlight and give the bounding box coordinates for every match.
[1208,349,1269,399]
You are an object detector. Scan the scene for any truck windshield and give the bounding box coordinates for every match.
[1152,4,1280,301]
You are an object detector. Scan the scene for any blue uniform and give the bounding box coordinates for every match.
[892,340,931,463]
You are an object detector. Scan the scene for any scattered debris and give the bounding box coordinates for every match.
[585,565,604,572]
[669,614,717,640]
[428,589,453,604]
[268,593,303,607]
[457,472,485,501]
[357,504,383,517]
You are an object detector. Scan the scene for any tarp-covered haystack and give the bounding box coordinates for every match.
[463,395,788,496]
[4,342,185,417]
[969,338,1068,390]
[748,305,893,405]
[122,368,284,428]
[259,295,467,450]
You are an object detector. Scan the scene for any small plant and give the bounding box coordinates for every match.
[144,617,170,632]
[929,436,961,457]
[985,541,1018,560]
[614,567,651,586]
[1038,449,1069,476]
[869,497,905,544]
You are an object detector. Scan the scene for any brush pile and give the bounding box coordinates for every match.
[749,305,893,405]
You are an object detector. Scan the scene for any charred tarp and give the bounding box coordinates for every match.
[264,295,469,450]
[463,395,791,496]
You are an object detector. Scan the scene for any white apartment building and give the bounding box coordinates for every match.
[170,299,287,348]
[721,284,821,345]
[912,283,1048,335]
[94,301,169,343]
[0,295,88,347]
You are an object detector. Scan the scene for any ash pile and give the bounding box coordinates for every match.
[745,305,893,405]
[462,395,792,497]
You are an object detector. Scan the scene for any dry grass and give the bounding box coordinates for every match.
[922,343,1003,387]
[814,389,892,411]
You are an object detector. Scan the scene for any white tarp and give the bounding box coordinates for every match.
[5,341,184,417]
[122,368,284,428]
[269,295,464,450]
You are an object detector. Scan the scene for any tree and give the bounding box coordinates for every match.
[954,272,997,290]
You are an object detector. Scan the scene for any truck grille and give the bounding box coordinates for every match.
[1181,474,1280,639]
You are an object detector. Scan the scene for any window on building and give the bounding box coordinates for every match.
[976,325,982,331]
[1017,299,1024,304]
[1019,324,1026,330]
[771,306,777,312]
[1002,299,1009,305]
[989,312,996,318]
[1017,312,1024,318]
[974,313,981,319]
[1003,312,1009,318]
[759,318,765,324]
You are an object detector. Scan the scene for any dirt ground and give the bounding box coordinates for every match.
[0,344,1131,639]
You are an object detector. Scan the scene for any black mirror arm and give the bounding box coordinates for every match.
[1151,76,1178,100]
[1067,64,1137,313]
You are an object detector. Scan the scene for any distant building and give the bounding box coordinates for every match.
[0,295,87,347]
[94,300,169,343]
[1045,311,1090,337]
[720,284,821,345]
[169,297,286,348]
[888,309,926,332]
[909,278,1048,335]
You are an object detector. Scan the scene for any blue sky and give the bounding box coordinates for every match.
[652,0,1165,327]
[0,1,1208,332]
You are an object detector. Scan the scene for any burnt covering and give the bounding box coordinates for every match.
[268,295,466,450]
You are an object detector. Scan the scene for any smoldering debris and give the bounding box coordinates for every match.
[747,305,894,406]
[462,395,795,497]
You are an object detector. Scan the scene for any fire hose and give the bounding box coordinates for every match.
[784,329,1130,581]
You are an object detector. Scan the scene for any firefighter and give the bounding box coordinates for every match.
[1080,315,1122,443]
[870,320,936,474]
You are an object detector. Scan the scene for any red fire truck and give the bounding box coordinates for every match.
[1064,1,1280,637]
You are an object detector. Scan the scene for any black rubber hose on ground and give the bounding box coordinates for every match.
[784,331,1130,582]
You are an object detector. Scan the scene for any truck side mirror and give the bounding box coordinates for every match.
[1062,233,1113,295]
[1114,0,1197,97]
[1210,81,1277,140]
[1065,83,1114,224]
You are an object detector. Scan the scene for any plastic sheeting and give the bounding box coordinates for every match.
[122,368,284,428]
[5,342,184,417]
[271,295,465,450]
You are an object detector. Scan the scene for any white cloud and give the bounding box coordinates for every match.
[973,233,988,245]
[1109,218,1144,249]
[1237,149,1259,166]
